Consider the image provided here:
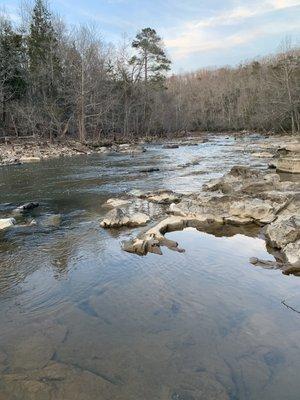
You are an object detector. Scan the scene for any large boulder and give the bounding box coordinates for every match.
[283,240,300,265]
[277,156,300,174]
[203,166,262,194]
[100,208,150,228]
[265,216,300,249]
[0,218,16,230]
[229,198,284,224]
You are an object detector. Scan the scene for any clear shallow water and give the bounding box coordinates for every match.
[0,136,300,400]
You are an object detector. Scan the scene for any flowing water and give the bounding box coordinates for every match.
[0,136,300,400]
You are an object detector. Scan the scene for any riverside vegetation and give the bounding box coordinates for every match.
[0,0,299,144]
[1,1,300,399]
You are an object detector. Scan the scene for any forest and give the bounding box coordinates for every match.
[0,0,299,142]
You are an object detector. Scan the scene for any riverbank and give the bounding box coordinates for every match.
[97,133,300,273]
[1,132,300,400]
[0,131,299,167]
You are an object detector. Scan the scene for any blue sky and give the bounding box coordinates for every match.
[1,0,300,72]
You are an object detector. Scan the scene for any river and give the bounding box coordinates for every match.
[0,135,300,400]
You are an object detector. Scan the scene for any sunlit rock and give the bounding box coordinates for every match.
[19,156,41,163]
[277,156,300,174]
[122,215,224,256]
[252,152,274,158]
[140,189,182,204]
[229,198,284,224]
[169,203,187,217]
[0,218,16,230]
[266,216,300,249]
[283,240,300,265]
[100,208,150,228]
[105,198,130,208]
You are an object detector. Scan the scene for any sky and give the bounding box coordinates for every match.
[1,0,300,72]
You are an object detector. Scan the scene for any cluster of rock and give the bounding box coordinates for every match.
[100,165,300,273]
[0,202,62,233]
[0,140,148,166]
[0,141,92,166]
[97,144,146,156]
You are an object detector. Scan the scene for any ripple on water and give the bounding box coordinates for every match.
[1,136,300,400]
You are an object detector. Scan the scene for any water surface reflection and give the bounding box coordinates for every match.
[0,137,300,399]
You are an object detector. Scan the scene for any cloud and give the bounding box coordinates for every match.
[164,0,300,59]
[0,3,20,23]
[191,0,300,28]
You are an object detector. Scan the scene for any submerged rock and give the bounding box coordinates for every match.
[163,144,179,149]
[13,202,39,214]
[250,257,280,269]
[10,334,55,371]
[0,218,16,230]
[100,208,150,228]
[40,214,62,227]
[139,167,160,173]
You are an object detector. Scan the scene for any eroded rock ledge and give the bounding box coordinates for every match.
[100,166,300,270]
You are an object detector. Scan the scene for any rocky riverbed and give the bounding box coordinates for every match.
[0,140,149,166]
[99,135,300,274]
[1,132,300,400]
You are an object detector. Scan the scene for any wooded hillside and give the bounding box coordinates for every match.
[0,0,299,142]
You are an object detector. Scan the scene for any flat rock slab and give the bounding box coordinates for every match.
[19,156,41,163]
[100,208,150,228]
[277,156,300,174]
[105,198,130,208]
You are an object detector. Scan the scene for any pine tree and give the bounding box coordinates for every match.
[27,0,60,95]
[0,18,26,125]
[131,28,171,86]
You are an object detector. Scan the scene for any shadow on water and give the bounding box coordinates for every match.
[0,136,300,399]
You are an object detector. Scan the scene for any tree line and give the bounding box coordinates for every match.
[0,0,299,143]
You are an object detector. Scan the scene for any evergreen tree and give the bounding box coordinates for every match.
[0,18,26,125]
[27,0,60,94]
[131,28,171,86]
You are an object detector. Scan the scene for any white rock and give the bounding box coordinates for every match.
[283,240,300,265]
[229,198,281,224]
[100,208,149,228]
[105,198,130,208]
[19,156,41,163]
[0,218,16,230]
[277,156,300,174]
[266,216,300,249]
